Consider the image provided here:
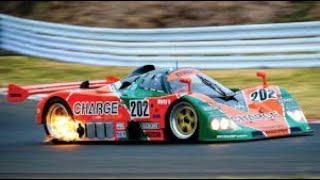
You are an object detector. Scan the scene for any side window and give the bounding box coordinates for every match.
[139,72,165,92]
[139,74,152,89]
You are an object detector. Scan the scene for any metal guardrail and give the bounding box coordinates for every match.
[1,14,320,69]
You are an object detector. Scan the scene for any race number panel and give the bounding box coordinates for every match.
[250,89,277,102]
[130,100,150,118]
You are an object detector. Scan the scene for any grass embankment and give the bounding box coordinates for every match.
[0,56,319,118]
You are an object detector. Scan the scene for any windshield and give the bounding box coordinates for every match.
[168,72,235,98]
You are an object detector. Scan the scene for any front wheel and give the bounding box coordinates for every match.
[168,101,199,141]
[43,98,82,142]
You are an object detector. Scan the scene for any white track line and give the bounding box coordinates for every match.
[0,88,6,95]
[308,120,320,124]
[28,94,48,101]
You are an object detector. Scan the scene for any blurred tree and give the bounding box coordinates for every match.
[1,1,35,15]
[0,1,319,28]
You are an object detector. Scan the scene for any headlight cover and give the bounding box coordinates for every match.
[287,110,307,123]
[211,118,241,131]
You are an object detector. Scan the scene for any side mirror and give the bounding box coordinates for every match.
[256,71,268,88]
[179,78,192,94]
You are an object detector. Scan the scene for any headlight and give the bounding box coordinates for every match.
[287,110,306,123]
[211,118,240,131]
[220,118,230,130]
[211,119,220,130]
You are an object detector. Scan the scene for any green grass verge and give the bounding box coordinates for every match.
[0,55,319,119]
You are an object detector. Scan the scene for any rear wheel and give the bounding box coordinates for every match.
[43,98,81,142]
[168,101,198,141]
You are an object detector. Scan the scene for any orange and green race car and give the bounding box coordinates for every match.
[7,65,313,142]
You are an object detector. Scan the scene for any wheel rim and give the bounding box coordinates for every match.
[170,103,198,139]
[46,103,79,141]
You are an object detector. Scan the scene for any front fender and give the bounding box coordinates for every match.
[181,94,270,141]
[181,95,227,140]
[278,87,311,133]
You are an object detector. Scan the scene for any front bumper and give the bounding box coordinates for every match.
[199,126,314,142]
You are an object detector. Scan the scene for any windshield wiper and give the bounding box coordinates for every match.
[198,76,225,97]
[198,75,237,101]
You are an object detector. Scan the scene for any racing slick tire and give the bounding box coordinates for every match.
[42,97,82,143]
[167,101,199,142]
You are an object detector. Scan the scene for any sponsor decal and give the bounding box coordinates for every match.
[140,122,160,129]
[283,102,300,111]
[116,131,127,138]
[145,131,161,138]
[130,100,150,118]
[250,89,277,102]
[203,106,215,111]
[116,122,125,130]
[176,70,195,77]
[168,69,200,81]
[265,129,288,134]
[259,125,283,129]
[216,134,248,139]
[230,111,280,122]
[152,114,161,119]
[73,101,119,115]
[277,98,294,103]
[157,99,171,105]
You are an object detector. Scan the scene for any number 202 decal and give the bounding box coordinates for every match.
[250,89,277,102]
[130,100,150,118]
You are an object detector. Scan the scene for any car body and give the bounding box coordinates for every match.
[7,65,313,142]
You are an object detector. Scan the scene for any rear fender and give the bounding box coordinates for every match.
[36,92,71,125]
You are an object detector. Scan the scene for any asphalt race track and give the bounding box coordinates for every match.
[0,95,319,178]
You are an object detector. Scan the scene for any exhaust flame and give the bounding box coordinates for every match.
[49,116,82,142]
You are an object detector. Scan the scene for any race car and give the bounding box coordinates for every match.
[7,65,313,142]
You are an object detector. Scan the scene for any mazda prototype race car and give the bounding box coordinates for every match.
[7,65,313,142]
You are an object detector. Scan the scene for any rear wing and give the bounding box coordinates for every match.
[7,76,120,102]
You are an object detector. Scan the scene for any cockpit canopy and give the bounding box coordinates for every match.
[167,68,235,98]
[119,65,235,98]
